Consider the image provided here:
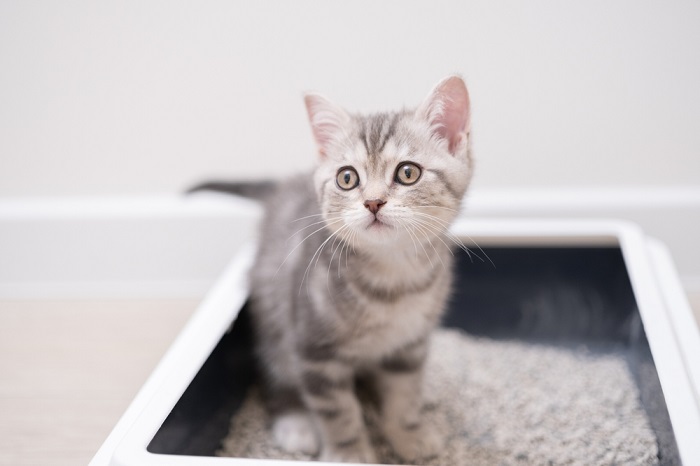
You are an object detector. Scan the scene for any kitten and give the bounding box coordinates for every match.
[194,76,472,463]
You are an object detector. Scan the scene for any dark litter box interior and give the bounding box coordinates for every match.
[148,247,680,465]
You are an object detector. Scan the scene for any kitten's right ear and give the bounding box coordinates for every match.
[304,93,350,158]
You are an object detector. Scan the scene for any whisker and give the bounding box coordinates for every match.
[460,233,496,269]
[335,225,354,279]
[328,226,349,283]
[414,205,459,213]
[300,223,349,295]
[341,224,358,277]
[290,211,342,223]
[275,219,343,278]
[412,212,482,262]
[287,216,344,241]
[413,212,495,267]
[407,219,444,270]
[347,228,357,269]
[401,219,433,268]
[400,221,420,260]
[410,218,455,257]
[307,214,365,291]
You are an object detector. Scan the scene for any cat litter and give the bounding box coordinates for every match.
[217,328,658,465]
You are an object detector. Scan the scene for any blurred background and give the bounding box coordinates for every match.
[1,1,700,194]
[1,1,699,465]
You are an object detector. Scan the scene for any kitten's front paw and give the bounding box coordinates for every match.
[319,439,377,464]
[272,411,320,455]
[383,422,444,463]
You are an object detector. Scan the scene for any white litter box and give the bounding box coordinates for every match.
[90,219,700,466]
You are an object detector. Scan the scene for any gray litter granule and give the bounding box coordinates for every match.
[217,329,659,465]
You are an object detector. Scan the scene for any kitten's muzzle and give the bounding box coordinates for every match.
[364,199,386,215]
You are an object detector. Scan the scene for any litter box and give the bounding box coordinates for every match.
[91,219,700,466]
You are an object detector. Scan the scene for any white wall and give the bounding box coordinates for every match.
[1,1,699,297]
[1,0,699,197]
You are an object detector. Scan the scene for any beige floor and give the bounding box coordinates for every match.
[0,299,198,466]
[1,294,699,466]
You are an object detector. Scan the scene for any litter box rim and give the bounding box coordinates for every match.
[93,218,700,466]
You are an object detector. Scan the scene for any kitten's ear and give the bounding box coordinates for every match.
[304,93,351,158]
[417,76,471,156]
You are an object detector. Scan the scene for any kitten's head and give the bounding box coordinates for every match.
[305,76,472,249]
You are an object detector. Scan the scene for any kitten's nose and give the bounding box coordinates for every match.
[364,199,386,215]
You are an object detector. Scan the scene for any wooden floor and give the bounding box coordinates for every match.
[1,294,698,466]
[0,299,198,466]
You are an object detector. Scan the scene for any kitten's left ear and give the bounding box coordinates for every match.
[417,75,471,156]
[304,93,351,158]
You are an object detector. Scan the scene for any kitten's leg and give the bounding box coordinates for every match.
[376,340,443,462]
[300,360,377,463]
[271,410,319,455]
[264,384,320,455]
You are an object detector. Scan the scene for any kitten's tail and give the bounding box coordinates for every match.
[186,180,277,201]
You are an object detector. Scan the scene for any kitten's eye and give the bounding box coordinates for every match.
[336,167,360,190]
[395,162,422,185]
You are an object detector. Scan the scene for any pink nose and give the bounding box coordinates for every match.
[364,199,386,215]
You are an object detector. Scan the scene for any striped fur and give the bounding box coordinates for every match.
[248,76,472,463]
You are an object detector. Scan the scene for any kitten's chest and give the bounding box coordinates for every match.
[349,289,446,360]
[335,253,453,360]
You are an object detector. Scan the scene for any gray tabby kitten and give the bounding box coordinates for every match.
[208,76,472,463]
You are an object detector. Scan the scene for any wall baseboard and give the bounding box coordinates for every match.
[466,187,700,294]
[1,187,698,300]
[0,194,262,300]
